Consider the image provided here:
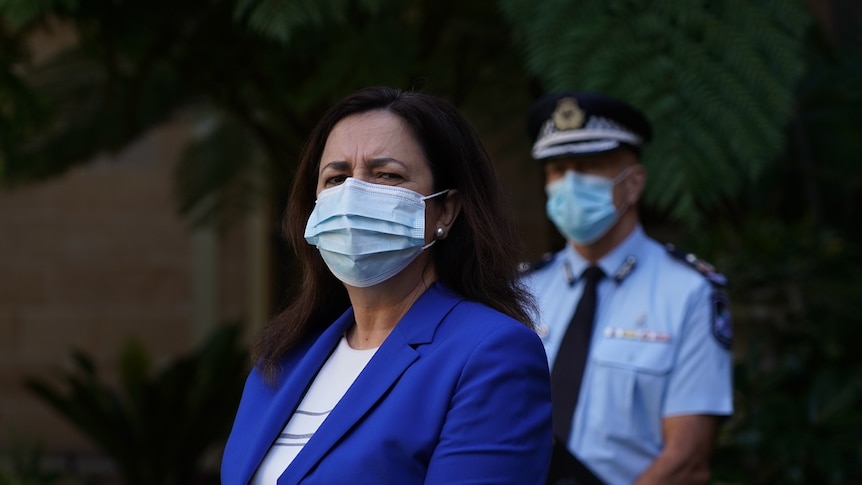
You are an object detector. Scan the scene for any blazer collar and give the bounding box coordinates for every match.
[248,282,463,483]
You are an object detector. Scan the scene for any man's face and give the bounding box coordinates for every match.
[543,148,637,185]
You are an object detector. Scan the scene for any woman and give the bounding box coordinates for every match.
[221,87,552,484]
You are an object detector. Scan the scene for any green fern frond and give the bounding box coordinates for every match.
[501,0,811,225]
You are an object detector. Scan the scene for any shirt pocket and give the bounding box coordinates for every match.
[591,337,674,375]
[587,338,674,442]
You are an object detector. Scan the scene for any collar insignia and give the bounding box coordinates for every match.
[613,256,637,283]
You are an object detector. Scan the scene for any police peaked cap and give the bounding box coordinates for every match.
[527,91,653,161]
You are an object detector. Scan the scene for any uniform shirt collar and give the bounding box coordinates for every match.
[562,225,645,284]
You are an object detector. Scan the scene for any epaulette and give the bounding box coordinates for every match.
[519,252,556,275]
[664,243,728,288]
[666,244,732,350]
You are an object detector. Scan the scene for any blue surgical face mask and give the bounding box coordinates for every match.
[304,177,449,287]
[545,168,631,245]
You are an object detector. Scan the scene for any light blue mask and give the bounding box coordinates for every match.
[545,168,630,244]
[304,177,448,287]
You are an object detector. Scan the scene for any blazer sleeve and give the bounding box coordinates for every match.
[425,323,553,484]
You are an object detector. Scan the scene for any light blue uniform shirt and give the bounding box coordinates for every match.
[523,226,733,485]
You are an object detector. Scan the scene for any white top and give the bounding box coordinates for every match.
[251,335,378,485]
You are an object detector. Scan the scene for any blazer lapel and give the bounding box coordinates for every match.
[237,311,355,484]
[282,283,463,482]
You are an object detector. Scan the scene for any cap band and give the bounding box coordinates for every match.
[533,140,623,160]
[532,128,642,160]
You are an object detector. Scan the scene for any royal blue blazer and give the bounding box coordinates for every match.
[221,283,552,484]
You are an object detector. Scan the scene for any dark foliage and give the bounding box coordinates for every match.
[24,324,249,485]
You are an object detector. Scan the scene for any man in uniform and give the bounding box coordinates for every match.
[521,92,733,485]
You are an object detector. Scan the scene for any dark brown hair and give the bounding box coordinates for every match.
[253,86,535,382]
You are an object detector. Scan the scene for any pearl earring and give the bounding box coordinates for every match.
[435,227,445,239]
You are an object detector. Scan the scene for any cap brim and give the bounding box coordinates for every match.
[532,128,641,160]
[532,139,623,160]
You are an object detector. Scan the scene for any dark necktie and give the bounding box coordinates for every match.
[551,265,605,443]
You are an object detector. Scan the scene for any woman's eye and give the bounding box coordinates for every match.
[377,172,403,181]
[325,175,348,185]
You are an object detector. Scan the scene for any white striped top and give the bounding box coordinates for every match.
[251,335,378,485]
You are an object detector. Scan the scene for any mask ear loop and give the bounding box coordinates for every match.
[613,167,635,215]
[421,189,450,201]
[612,166,634,184]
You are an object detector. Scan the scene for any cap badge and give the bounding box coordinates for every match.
[552,97,584,131]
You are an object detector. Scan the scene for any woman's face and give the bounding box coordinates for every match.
[316,110,434,197]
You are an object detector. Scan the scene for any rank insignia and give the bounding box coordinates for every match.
[712,291,733,350]
[665,243,728,288]
[552,97,585,131]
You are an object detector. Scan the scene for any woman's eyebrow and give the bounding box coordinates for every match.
[319,157,408,174]
[367,157,407,169]
[319,160,349,173]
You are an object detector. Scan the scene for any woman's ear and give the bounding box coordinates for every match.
[433,189,462,240]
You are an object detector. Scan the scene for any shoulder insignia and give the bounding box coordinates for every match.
[665,243,732,350]
[519,252,555,274]
[712,291,733,350]
[664,243,728,288]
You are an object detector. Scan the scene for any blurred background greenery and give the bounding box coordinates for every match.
[1,0,860,483]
